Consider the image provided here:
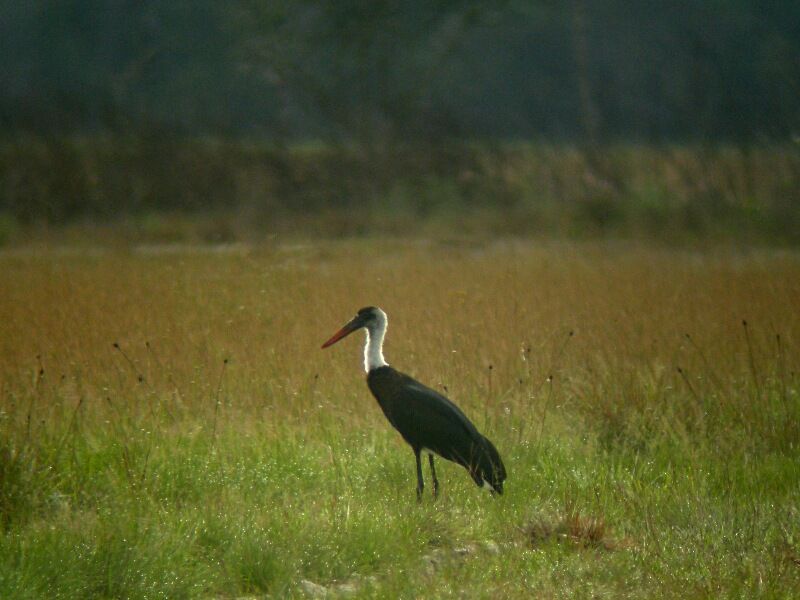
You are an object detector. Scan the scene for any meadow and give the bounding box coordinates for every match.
[0,239,799,598]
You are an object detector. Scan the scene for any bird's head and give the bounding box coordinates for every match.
[321,306,386,349]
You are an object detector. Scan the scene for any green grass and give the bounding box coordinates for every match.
[1,240,799,598]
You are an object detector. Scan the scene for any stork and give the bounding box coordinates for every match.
[322,306,506,500]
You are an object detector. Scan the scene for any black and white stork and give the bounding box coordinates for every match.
[322,306,506,500]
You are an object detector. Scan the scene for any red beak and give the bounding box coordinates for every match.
[321,316,363,349]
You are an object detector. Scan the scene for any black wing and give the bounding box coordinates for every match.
[368,367,505,490]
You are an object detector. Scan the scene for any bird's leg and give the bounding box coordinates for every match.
[415,449,424,502]
[428,453,439,499]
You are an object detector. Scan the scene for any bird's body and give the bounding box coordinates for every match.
[322,306,506,499]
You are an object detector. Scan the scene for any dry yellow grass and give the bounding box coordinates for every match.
[2,240,797,431]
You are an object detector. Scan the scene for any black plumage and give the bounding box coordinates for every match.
[322,306,506,499]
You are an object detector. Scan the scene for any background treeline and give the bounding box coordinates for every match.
[1,1,799,241]
[3,0,799,140]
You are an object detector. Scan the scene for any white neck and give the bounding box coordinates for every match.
[364,314,388,372]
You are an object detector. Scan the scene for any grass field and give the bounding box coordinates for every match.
[1,239,799,598]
